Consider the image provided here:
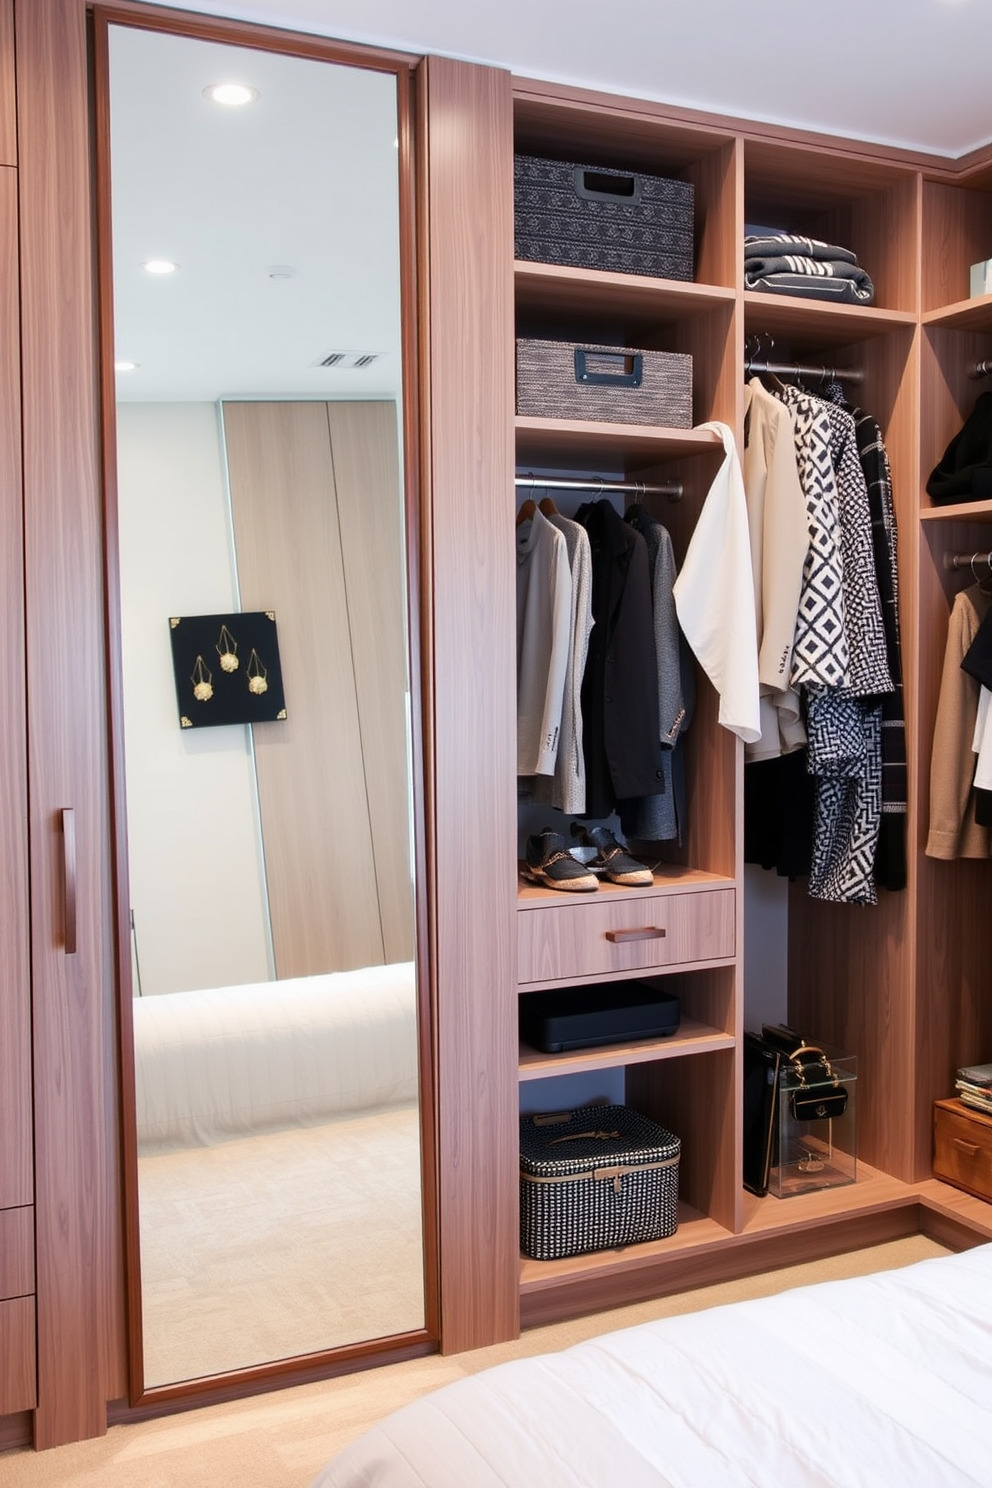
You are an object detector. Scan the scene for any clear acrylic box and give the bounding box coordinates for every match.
[769,1046,857,1198]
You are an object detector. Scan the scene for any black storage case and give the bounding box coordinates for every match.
[519,981,680,1053]
[520,1104,680,1260]
[514,153,694,281]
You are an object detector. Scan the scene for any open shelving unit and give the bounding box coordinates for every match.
[508,76,992,1330]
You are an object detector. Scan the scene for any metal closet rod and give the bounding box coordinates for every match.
[744,358,864,386]
[971,360,992,379]
[514,474,683,501]
[944,549,992,572]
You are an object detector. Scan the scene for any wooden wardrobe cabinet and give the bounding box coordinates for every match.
[5,0,992,1456]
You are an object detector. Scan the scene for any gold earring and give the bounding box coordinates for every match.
[216,623,239,673]
[246,648,268,695]
[191,655,214,702]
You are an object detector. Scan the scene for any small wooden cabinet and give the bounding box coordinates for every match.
[934,1099,992,1203]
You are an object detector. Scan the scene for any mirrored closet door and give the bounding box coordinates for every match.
[96,12,429,1393]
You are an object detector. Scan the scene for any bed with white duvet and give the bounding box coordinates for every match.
[312,1243,992,1488]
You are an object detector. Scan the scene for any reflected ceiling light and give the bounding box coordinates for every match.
[204,82,259,107]
[267,264,297,280]
[115,360,139,372]
[142,259,178,274]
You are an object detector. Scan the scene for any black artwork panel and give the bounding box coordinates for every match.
[169,611,287,729]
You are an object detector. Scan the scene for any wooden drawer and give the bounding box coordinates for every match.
[518,888,735,986]
[933,1098,992,1202]
[0,1296,36,1413]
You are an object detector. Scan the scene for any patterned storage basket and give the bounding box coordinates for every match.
[520,1104,680,1261]
[514,154,694,281]
[516,339,692,428]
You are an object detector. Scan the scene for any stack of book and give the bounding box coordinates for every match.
[956,1063,992,1116]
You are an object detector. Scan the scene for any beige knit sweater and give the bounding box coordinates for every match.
[926,583,992,859]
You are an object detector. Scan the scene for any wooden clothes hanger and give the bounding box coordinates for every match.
[516,498,537,526]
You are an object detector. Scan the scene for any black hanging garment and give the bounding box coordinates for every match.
[574,500,666,818]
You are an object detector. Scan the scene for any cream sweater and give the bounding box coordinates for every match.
[926,583,992,859]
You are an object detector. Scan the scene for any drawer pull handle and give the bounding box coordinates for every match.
[61,807,77,956]
[605,927,666,944]
[953,1139,981,1157]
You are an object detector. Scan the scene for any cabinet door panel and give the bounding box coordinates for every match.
[0,167,31,1212]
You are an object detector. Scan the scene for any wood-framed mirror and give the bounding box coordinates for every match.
[91,1,436,1407]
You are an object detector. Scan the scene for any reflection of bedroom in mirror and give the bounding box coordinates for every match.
[101,18,427,1391]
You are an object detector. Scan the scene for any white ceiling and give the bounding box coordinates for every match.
[109,24,402,402]
[150,0,992,159]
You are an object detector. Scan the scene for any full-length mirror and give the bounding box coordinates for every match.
[102,19,426,1389]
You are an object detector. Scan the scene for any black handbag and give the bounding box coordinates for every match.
[761,1024,849,1121]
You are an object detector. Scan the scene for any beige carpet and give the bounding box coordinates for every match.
[3,1235,949,1487]
[139,1106,425,1385]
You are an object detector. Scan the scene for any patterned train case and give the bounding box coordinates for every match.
[520,1104,680,1261]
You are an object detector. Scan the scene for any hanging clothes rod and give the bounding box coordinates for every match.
[944,550,992,572]
[744,358,864,386]
[970,359,992,379]
[514,474,683,501]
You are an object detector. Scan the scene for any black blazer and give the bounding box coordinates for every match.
[576,500,665,817]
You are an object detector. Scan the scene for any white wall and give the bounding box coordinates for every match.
[116,402,271,995]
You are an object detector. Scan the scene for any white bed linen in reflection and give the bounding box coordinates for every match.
[133,961,417,1150]
[312,1243,992,1488]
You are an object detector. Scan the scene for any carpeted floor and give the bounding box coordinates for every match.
[139,1105,425,1385]
[2,1234,950,1487]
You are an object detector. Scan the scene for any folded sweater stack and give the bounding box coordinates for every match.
[744,233,875,305]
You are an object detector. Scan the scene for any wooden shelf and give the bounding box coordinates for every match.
[744,290,916,347]
[517,865,735,909]
[519,1201,730,1292]
[514,416,722,468]
[518,1019,735,1082]
[740,1159,909,1234]
[920,498,992,522]
[922,295,992,332]
[515,261,735,324]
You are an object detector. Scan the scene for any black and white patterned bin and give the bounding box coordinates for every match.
[520,1105,680,1261]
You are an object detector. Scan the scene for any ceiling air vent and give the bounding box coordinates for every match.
[311,350,381,369]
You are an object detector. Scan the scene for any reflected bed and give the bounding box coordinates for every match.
[132,960,418,1151]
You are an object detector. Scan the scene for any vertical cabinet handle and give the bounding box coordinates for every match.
[61,807,77,955]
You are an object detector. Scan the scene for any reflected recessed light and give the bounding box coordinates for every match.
[204,82,259,107]
[142,259,178,275]
[115,360,139,372]
[267,264,297,280]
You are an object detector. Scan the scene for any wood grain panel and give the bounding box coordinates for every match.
[0,1207,34,1298]
[922,180,992,314]
[0,1298,36,1413]
[0,1,14,165]
[17,0,126,1444]
[687,137,741,291]
[326,400,414,965]
[223,400,385,976]
[0,167,31,1213]
[422,56,519,1353]
[518,889,735,986]
[628,1046,738,1231]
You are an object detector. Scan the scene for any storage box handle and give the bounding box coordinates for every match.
[572,166,642,206]
[574,348,643,388]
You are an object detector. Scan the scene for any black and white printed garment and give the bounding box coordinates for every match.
[782,391,849,691]
[806,698,884,904]
[781,386,893,701]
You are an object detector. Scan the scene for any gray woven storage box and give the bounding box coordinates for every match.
[515,154,694,281]
[517,339,692,428]
[520,1104,680,1261]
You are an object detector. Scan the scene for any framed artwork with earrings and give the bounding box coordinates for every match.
[169,611,287,728]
